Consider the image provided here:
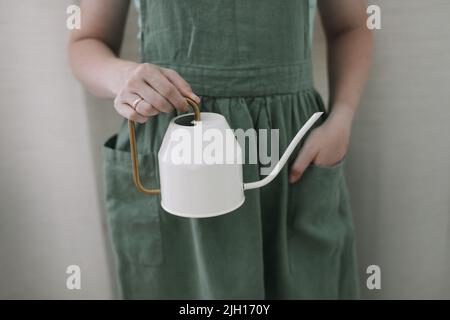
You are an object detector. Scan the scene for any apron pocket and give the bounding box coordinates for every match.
[102,135,163,267]
[287,159,348,285]
[289,159,346,227]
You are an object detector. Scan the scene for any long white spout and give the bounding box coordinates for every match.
[243,112,323,190]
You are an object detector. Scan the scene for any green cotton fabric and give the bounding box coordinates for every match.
[103,0,359,299]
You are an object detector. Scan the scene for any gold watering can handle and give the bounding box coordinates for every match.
[128,97,201,195]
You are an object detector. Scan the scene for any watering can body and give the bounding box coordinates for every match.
[128,98,323,218]
[158,112,245,217]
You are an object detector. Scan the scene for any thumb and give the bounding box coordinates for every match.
[289,146,316,183]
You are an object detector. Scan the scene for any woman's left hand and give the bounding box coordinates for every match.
[289,107,354,183]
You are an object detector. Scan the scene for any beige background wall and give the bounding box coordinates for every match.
[0,0,116,299]
[0,0,449,299]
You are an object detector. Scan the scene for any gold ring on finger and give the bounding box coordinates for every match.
[132,96,144,110]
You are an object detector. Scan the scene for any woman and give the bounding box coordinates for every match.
[69,0,372,299]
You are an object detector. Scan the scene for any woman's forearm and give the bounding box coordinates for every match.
[289,24,373,181]
[69,36,199,123]
[68,0,198,123]
[68,38,137,99]
[326,25,374,124]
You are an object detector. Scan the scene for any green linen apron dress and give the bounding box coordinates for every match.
[103,0,359,299]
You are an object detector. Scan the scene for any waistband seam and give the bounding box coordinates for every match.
[147,61,313,97]
[149,60,311,72]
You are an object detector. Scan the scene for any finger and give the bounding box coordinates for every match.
[121,91,160,117]
[137,103,159,117]
[138,86,174,113]
[125,78,173,114]
[289,145,316,183]
[114,97,147,123]
[119,103,148,123]
[160,67,201,104]
[143,68,188,111]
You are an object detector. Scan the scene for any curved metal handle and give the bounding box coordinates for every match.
[128,97,201,195]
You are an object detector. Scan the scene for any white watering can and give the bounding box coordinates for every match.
[128,98,323,218]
